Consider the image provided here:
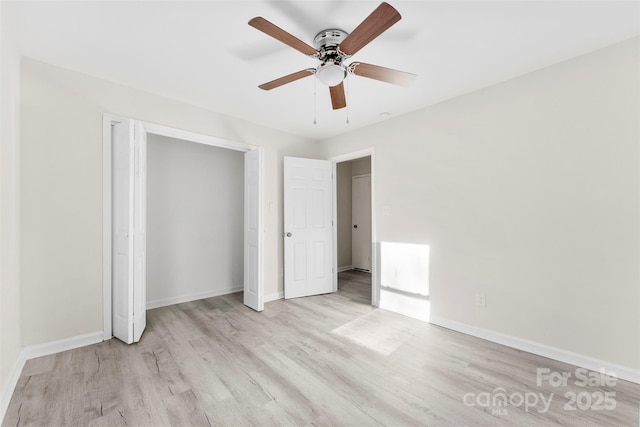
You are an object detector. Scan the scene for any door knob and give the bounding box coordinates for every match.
[286,232,292,237]
[353,225,358,229]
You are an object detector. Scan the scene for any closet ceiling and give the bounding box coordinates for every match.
[6,1,639,140]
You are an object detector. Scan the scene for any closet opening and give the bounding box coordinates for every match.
[332,150,375,306]
[103,115,263,343]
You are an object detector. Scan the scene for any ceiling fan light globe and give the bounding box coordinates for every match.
[316,63,346,87]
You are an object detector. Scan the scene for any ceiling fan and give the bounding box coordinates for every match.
[248,2,416,110]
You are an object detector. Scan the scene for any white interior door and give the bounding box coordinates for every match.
[352,174,371,272]
[244,149,263,311]
[112,119,146,344]
[284,157,335,299]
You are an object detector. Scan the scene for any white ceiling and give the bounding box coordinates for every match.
[6,1,639,140]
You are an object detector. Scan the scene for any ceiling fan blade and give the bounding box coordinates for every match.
[349,62,416,86]
[258,69,314,90]
[248,17,317,56]
[329,82,347,110]
[339,2,401,56]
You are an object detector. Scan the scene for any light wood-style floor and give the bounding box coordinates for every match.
[4,271,639,426]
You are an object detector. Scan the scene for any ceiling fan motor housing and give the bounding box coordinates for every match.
[313,29,349,57]
[313,29,349,86]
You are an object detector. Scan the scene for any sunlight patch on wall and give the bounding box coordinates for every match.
[379,241,430,322]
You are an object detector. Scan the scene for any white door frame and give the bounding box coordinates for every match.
[102,114,264,339]
[329,148,378,306]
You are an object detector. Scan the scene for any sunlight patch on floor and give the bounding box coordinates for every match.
[331,309,421,356]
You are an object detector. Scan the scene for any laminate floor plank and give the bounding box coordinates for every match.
[3,271,639,426]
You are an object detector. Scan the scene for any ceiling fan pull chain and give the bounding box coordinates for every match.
[346,78,350,124]
[313,75,317,125]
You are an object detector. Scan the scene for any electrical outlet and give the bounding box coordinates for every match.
[476,293,487,308]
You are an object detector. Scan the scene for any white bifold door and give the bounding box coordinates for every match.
[243,149,263,311]
[284,157,335,299]
[112,119,147,344]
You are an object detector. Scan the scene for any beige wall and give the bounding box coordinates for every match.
[19,58,322,346]
[351,157,371,176]
[320,38,640,370]
[0,6,22,402]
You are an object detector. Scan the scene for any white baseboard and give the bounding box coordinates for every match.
[0,352,26,424]
[337,265,353,273]
[430,316,640,385]
[22,331,104,360]
[147,286,243,310]
[1,331,104,424]
[264,291,284,303]
[379,288,429,322]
